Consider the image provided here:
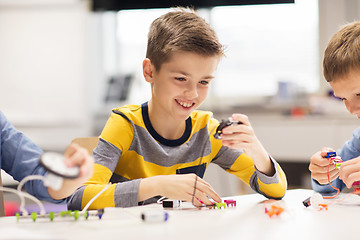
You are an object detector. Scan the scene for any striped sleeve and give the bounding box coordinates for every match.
[68,111,141,210]
[212,146,287,199]
[68,138,142,210]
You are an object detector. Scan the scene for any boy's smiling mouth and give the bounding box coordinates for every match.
[175,99,195,108]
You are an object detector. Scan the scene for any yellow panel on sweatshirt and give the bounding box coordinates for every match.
[257,164,287,198]
[114,150,212,179]
[81,184,116,210]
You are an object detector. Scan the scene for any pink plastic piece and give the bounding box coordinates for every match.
[224,199,236,207]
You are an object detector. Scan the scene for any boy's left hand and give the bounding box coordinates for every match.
[220,113,274,175]
[339,156,360,188]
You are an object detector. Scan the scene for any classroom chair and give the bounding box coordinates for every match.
[71,137,99,155]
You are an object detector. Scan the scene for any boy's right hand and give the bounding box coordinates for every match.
[157,174,222,206]
[309,147,339,185]
[139,174,221,207]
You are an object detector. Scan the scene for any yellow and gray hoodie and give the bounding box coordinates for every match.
[68,102,287,210]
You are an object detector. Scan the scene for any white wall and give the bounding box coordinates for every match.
[318,0,360,94]
[0,0,92,151]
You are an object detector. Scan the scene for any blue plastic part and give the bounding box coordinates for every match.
[326,152,336,158]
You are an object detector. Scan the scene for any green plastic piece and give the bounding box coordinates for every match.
[84,211,88,220]
[16,212,20,222]
[73,210,79,220]
[335,163,342,169]
[60,210,72,217]
[216,202,227,209]
[31,212,37,222]
[49,212,55,221]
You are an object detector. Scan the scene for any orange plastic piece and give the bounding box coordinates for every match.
[354,189,360,195]
[265,205,284,217]
[318,203,328,211]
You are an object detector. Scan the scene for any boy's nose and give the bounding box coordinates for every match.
[184,83,198,99]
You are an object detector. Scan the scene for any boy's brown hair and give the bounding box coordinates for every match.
[146,8,224,71]
[323,21,360,82]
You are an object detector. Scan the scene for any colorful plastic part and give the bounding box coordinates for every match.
[214,202,226,209]
[16,212,20,222]
[73,210,79,220]
[60,210,72,217]
[49,212,55,221]
[97,209,104,219]
[213,118,242,139]
[354,188,360,195]
[302,197,311,207]
[352,181,360,191]
[326,152,336,158]
[330,156,343,169]
[224,199,236,207]
[265,205,284,217]
[31,212,37,222]
[318,203,328,211]
[327,152,360,191]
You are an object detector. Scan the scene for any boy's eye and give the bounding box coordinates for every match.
[199,80,209,85]
[175,77,186,81]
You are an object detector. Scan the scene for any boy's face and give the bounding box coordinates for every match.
[331,69,360,118]
[147,51,219,121]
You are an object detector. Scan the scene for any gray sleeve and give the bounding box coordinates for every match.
[93,138,122,171]
[211,146,243,169]
[94,138,142,207]
[249,156,282,199]
[114,179,141,207]
[253,155,280,185]
[68,138,137,210]
[68,179,142,210]
[67,186,86,210]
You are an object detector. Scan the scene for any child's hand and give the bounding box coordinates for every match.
[220,113,272,175]
[309,147,338,185]
[339,156,360,188]
[64,143,94,183]
[143,174,221,207]
[48,143,94,199]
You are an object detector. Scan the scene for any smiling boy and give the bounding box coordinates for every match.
[68,8,287,210]
[310,21,360,193]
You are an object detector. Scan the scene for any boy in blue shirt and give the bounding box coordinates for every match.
[0,110,93,203]
[310,21,360,194]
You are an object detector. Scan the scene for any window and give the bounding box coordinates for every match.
[211,0,318,101]
[106,0,318,105]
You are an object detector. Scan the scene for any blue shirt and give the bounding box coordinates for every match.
[312,127,360,194]
[0,111,64,203]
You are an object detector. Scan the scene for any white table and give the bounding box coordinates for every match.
[0,189,359,240]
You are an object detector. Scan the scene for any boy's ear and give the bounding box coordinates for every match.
[143,58,154,83]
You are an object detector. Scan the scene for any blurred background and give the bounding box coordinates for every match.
[0,0,359,199]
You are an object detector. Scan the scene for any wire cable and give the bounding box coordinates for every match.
[323,160,340,199]
[16,175,47,215]
[17,175,46,193]
[0,186,45,216]
[81,183,111,213]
